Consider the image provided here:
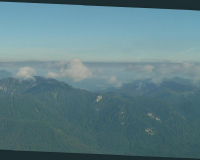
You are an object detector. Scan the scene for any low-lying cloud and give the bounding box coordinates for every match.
[126,62,200,75]
[107,76,122,88]
[16,67,36,80]
[126,62,200,85]
[46,71,59,79]
[46,59,92,82]
[46,59,122,87]
[149,77,163,86]
[60,59,93,82]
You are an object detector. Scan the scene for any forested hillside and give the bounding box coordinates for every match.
[0,76,200,158]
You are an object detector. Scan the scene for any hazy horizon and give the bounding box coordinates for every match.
[1,2,200,90]
[1,59,200,91]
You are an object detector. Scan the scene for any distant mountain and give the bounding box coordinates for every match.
[99,77,200,121]
[170,77,195,86]
[0,76,200,158]
[99,77,199,102]
[0,70,12,80]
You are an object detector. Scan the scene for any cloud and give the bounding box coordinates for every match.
[107,76,118,84]
[149,77,163,86]
[107,76,122,87]
[16,67,36,80]
[153,62,200,77]
[46,59,92,82]
[46,59,123,87]
[143,65,154,73]
[46,72,59,78]
[126,62,200,81]
[60,59,93,82]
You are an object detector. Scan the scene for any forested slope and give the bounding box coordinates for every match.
[0,76,200,158]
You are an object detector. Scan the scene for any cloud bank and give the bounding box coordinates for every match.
[126,62,200,76]
[46,59,122,87]
[126,62,200,85]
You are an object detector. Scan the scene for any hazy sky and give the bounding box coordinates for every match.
[0,2,200,62]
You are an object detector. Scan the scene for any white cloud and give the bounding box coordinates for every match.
[46,59,123,87]
[126,62,200,81]
[143,65,154,73]
[107,76,122,88]
[46,59,92,82]
[16,67,36,80]
[46,72,59,78]
[149,77,163,86]
[107,76,117,84]
[60,59,93,82]
[154,62,200,77]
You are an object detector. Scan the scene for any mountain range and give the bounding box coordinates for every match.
[0,75,200,158]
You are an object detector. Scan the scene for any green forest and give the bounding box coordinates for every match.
[0,76,200,158]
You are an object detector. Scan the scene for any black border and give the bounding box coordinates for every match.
[0,0,200,160]
[0,0,200,11]
[0,149,189,160]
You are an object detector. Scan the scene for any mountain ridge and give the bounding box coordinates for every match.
[0,76,200,158]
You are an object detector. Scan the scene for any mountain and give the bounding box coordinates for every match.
[98,77,200,107]
[99,77,200,122]
[0,70,12,80]
[99,77,197,96]
[0,76,200,158]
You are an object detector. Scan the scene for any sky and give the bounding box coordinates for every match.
[1,2,200,91]
[0,2,200,62]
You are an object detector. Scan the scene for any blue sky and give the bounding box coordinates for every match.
[0,2,200,62]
